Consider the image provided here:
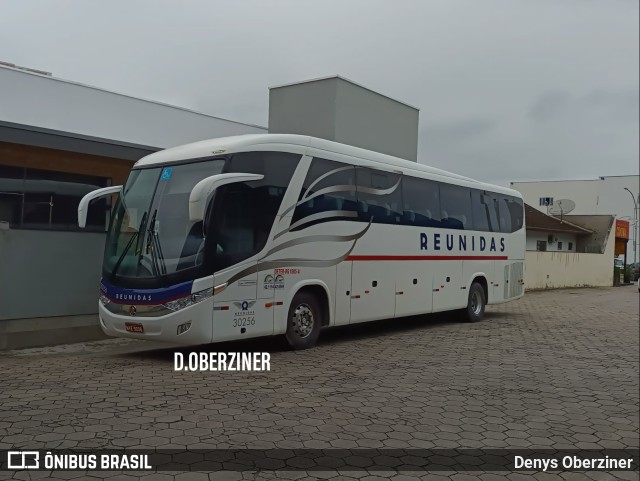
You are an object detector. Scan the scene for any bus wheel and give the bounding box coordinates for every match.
[286,291,322,350]
[465,282,486,322]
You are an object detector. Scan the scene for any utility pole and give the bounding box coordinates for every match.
[623,187,639,266]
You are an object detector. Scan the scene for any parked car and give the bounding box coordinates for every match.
[632,263,640,281]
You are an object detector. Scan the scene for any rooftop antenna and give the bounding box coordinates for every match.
[548,199,576,221]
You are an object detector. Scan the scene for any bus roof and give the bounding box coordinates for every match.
[134,134,521,198]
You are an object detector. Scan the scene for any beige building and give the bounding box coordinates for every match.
[512,175,639,263]
[523,204,616,290]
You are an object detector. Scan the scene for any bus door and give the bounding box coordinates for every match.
[212,261,274,342]
[212,263,256,342]
[334,261,352,325]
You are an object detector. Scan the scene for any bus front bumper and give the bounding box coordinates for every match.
[98,299,213,345]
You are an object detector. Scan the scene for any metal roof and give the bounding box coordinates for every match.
[0,63,266,131]
[525,204,593,234]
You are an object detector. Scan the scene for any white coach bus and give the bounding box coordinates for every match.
[79,134,525,349]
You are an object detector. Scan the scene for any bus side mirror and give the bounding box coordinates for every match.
[189,173,264,222]
[78,185,122,228]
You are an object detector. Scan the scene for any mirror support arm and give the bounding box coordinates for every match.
[78,185,122,228]
[189,173,264,222]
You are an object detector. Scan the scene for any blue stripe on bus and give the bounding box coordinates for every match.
[100,279,193,305]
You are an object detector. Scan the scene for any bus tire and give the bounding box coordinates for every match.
[285,291,322,350]
[465,282,486,323]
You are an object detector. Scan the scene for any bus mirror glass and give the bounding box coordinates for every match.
[188,173,263,222]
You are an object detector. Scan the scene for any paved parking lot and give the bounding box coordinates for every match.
[1,286,638,480]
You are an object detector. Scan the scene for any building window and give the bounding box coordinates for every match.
[0,164,110,231]
[539,197,554,206]
[568,242,573,251]
[536,240,547,251]
[557,241,563,250]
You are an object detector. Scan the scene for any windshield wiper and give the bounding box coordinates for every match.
[112,211,148,276]
[144,209,167,276]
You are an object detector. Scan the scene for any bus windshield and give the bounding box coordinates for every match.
[103,159,225,279]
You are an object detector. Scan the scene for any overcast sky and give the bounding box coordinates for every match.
[1,0,638,186]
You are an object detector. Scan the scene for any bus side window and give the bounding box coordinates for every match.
[210,151,299,270]
[497,196,512,233]
[355,168,402,225]
[471,189,490,232]
[472,190,499,232]
[487,194,500,232]
[505,196,524,232]
[440,183,472,230]
[291,158,357,229]
[401,176,440,227]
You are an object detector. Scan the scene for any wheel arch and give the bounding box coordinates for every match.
[284,280,333,329]
[468,273,489,304]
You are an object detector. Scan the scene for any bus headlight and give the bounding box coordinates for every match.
[163,287,213,312]
[99,293,111,306]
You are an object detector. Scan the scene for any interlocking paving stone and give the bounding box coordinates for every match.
[0,286,638,480]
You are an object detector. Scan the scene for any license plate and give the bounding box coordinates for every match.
[125,322,144,333]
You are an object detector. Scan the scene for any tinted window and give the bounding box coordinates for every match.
[401,176,440,227]
[153,160,226,273]
[440,184,473,230]
[211,152,299,270]
[505,196,524,232]
[103,168,161,278]
[0,191,21,226]
[0,165,23,226]
[497,195,523,233]
[0,164,109,231]
[471,190,500,232]
[291,158,357,229]
[497,196,512,233]
[356,168,402,224]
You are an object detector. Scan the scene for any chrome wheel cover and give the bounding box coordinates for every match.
[291,303,314,338]
[470,290,483,316]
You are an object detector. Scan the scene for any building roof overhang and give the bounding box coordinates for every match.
[525,204,593,235]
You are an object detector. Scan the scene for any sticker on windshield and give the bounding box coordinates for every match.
[161,167,173,181]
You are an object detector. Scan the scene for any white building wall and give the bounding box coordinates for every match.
[526,230,578,252]
[524,227,615,290]
[512,175,639,261]
[0,65,266,149]
[269,76,419,161]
